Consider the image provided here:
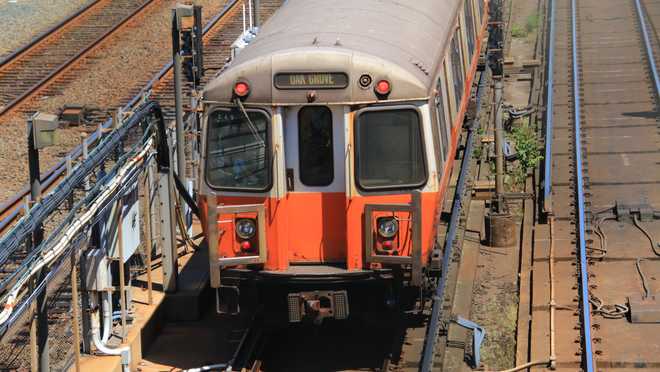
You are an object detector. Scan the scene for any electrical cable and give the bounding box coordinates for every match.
[632,215,660,256]
[0,137,154,325]
[636,258,651,299]
[589,295,628,319]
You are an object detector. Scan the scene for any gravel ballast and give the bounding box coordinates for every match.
[0,0,229,201]
[0,0,93,58]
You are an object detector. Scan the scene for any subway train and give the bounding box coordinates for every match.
[198,0,490,324]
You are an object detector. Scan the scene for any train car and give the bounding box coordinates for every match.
[199,0,490,324]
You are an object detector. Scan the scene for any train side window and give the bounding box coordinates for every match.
[450,33,465,115]
[298,106,334,186]
[478,0,484,21]
[464,0,476,60]
[435,77,450,163]
[355,108,427,190]
[206,108,271,191]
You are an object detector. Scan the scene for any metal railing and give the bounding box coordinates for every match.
[419,64,490,372]
[0,0,243,235]
[0,101,169,370]
[543,0,556,211]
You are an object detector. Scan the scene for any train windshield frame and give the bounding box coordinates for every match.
[205,107,272,192]
[354,106,428,191]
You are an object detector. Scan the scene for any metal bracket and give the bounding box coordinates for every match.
[206,199,267,288]
[452,316,486,369]
[364,191,423,286]
[615,200,655,222]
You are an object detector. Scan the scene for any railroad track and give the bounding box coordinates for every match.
[0,0,273,236]
[538,0,660,369]
[0,0,157,117]
[0,0,283,369]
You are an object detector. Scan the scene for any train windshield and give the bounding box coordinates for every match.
[356,108,427,190]
[205,108,270,191]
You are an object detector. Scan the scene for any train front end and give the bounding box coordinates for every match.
[198,49,445,325]
[193,0,485,324]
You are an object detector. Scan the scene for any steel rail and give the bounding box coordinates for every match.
[634,0,660,99]
[0,0,102,69]
[543,0,556,210]
[0,0,242,234]
[570,0,595,370]
[0,0,158,117]
[419,67,488,372]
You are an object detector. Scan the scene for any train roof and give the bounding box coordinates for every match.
[204,0,463,105]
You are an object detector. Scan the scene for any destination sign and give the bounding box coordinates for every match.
[274,72,349,90]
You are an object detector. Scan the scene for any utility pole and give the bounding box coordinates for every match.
[494,80,505,212]
[172,5,187,197]
[27,113,59,372]
[172,3,204,232]
[253,0,260,27]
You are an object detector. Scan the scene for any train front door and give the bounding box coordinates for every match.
[283,105,347,263]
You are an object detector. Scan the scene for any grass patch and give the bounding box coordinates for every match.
[510,23,527,38]
[473,282,519,369]
[525,13,540,34]
[510,13,539,39]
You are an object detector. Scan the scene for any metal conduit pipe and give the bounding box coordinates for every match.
[420,67,489,372]
[549,216,557,369]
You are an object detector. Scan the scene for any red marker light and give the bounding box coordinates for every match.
[240,240,252,251]
[234,81,250,97]
[375,80,391,95]
[382,240,394,250]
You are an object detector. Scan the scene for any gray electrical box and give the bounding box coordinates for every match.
[31,112,59,149]
[84,249,111,291]
[100,184,141,262]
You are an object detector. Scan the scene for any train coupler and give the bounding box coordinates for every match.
[287,290,349,324]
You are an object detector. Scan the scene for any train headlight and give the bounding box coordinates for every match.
[235,218,257,240]
[377,217,399,239]
[233,81,250,98]
[374,79,391,96]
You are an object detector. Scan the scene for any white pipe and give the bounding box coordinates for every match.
[0,139,153,325]
[249,0,253,29]
[92,311,131,372]
[101,290,113,343]
[242,4,246,33]
[90,296,131,372]
[488,360,551,372]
